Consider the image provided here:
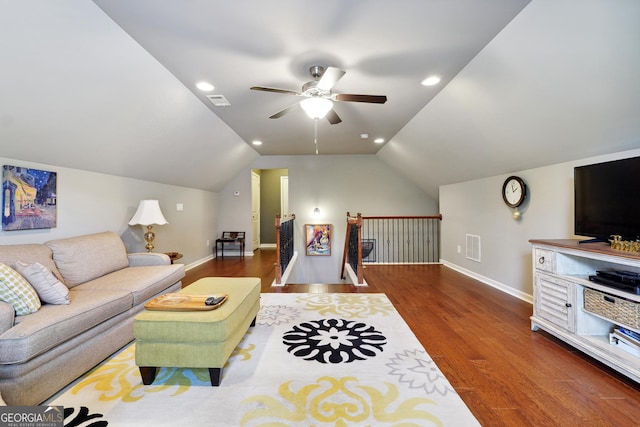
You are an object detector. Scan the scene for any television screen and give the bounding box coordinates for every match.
[575,156,640,243]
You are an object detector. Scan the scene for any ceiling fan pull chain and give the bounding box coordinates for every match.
[314,119,319,155]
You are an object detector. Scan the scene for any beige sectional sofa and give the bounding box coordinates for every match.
[0,231,185,406]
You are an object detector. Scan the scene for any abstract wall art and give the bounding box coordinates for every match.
[305,224,331,256]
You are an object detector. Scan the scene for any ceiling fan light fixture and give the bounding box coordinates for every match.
[300,97,333,120]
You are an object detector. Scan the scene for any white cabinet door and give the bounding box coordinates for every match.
[534,273,576,333]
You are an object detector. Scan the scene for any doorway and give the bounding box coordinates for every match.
[254,169,289,247]
[251,171,260,251]
[281,176,289,217]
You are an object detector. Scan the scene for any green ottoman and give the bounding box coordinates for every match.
[134,277,261,386]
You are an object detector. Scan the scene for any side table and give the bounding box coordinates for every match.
[165,252,183,264]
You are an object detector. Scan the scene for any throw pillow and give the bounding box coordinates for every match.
[0,263,41,315]
[14,261,70,305]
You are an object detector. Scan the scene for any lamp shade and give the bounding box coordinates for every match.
[128,200,168,226]
[300,97,333,120]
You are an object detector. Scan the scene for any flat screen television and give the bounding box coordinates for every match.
[574,156,640,243]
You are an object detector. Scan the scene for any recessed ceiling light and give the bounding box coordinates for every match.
[252,140,262,146]
[374,138,385,144]
[360,133,369,139]
[421,76,441,86]
[196,81,215,92]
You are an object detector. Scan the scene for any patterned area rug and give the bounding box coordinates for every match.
[49,293,480,426]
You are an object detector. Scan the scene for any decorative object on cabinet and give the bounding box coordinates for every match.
[609,235,640,253]
[129,200,168,252]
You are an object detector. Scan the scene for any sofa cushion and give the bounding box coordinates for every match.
[0,302,14,335]
[45,232,129,288]
[14,262,70,305]
[0,288,132,364]
[0,263,41,316]
[0,244,64,284]
[73,264,185,306]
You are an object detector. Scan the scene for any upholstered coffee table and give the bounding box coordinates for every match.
[133,277,261,386]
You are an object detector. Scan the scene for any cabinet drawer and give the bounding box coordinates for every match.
[534,248,555,273]
[534,273,575,332]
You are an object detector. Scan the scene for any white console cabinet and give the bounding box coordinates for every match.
[530,239,640,382]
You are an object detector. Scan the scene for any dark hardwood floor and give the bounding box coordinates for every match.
[184,249,640,426]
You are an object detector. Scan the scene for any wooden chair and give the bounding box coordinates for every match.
[215,231,246,258]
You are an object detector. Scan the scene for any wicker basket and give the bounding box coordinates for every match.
[584,288,640,329]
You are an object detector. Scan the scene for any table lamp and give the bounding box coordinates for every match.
[129,200,168,252]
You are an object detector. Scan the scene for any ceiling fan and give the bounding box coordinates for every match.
[250,65,387,124]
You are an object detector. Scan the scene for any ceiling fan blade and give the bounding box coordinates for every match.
[251,86,300,96]
[326,109,342,125]
[335,93,387,104]
[317,67,346,91]
[269,103,300,119]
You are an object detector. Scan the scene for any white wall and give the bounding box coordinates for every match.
[440,148,640,301]
[221,154,439,283]
[379,0,640,200]
[1,157,218,266]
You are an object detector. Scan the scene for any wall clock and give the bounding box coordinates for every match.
[502,176,526,208]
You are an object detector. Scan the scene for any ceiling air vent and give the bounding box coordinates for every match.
[206,94,231,107]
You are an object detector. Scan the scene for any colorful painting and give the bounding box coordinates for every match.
[2,165,57,231]
[305,224,331,256]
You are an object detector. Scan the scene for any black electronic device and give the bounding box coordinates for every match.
[588,270,640,295]
[205,296,226,306]
[575,156,640,243]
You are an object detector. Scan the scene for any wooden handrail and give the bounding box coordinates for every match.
[362,214,443,220]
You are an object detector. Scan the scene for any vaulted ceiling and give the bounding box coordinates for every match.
[92,0,530,157]
[1,1,639,198]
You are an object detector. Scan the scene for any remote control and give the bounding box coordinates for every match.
[205,296,225,306]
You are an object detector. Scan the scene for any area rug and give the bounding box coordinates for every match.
[48,293,480,426]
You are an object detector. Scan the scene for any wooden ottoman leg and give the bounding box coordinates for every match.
[139,367,158,385]
[209,368,222,386]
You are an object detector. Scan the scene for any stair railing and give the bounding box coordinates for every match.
[341,213,443,285]
[274,213,296,285]
[341,212,365,285]
[361,215,442,264]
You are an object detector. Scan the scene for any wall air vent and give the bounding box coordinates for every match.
[466,234,481,262]
[206,94,231,107]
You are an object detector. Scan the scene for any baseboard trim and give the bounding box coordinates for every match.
[440,259,533,304]
[344,263,368,287]
[185,255,213,271]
